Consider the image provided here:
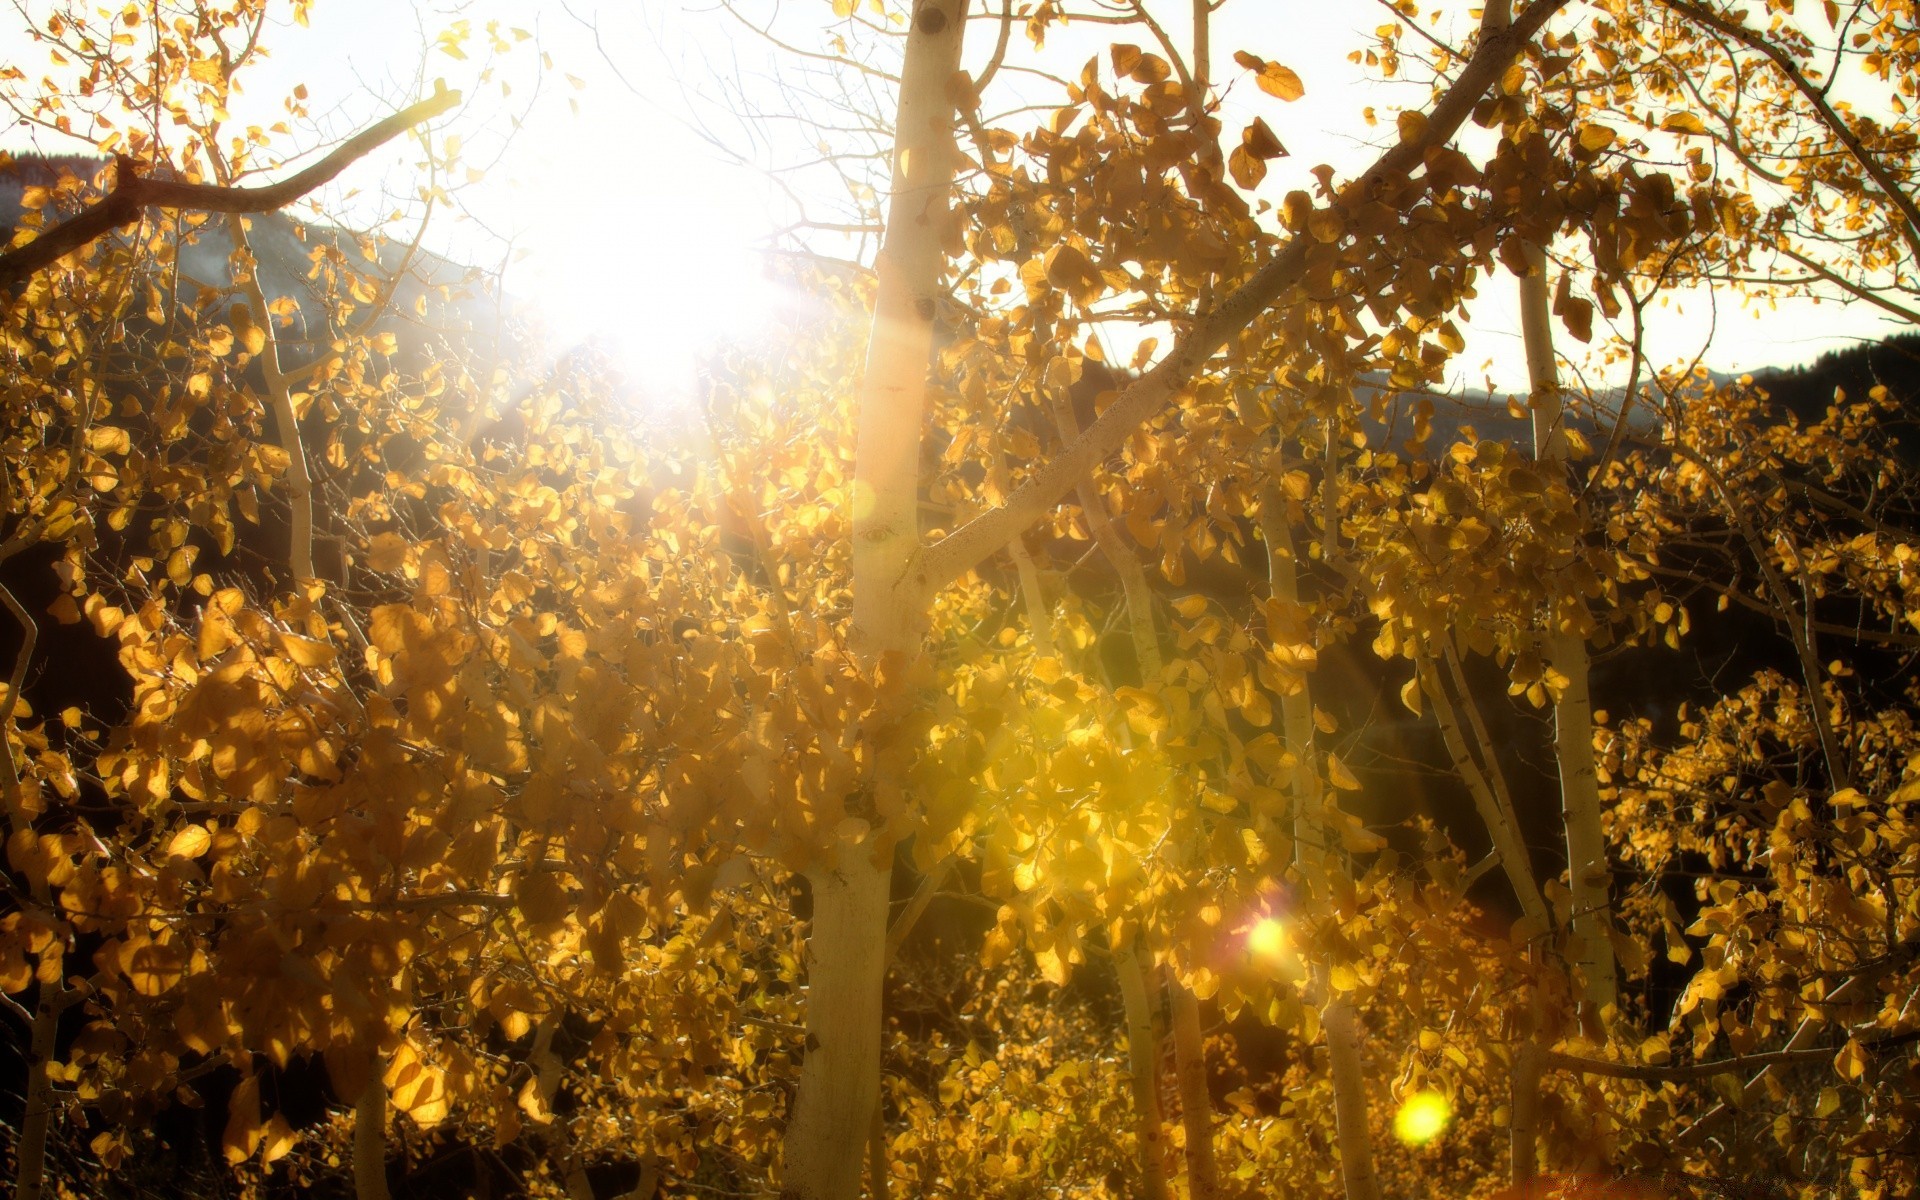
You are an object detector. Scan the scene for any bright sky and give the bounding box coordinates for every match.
[0,1,1900,403]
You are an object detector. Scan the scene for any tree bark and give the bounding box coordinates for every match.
[1259,488,1382,1200]
[14,974,73,1200]
[1515,242,1617,1019]
[353,1066,392,1200]
[784,5,965,1198]
[1168,984,1222,1200]
[782,841,895,1200]
[227,217,316,583]
[1116,938,1172,1200]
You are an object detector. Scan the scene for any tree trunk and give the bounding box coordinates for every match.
[1516,242,1617,1019]
[15,977,66,1200]
[1510,1035,1542,1194]
[1259,487,1382,1200]
[226,216,316,583]
[1116,938,1172,1200]
[782,843,894,1200]
[1044,357,1219,1193]
[1168,985,1221,1200]
[353,1068,392,1200]
[785,4,965,1198]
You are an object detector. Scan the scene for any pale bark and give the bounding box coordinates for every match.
[1418,646,1551,929]
[1516,242,1617,1018]
[353,1067,392,1200]
[1510,1037,1543,1193]
[1259,489,1381,1200]
[787,4,966,1198]
[1008,536,1055,657]
[1168,985,1222,1200]
[782,841,895,1200]
[1321,999,1382,1200]
[1046,361,1219,1194]
[226,216,316,583]
[1116,938,1173,1200]
[14,973,78,1200]
[845,0,965,658]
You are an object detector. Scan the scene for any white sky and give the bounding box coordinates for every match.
[0,0,1899,403]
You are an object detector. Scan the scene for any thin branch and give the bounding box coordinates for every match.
[0,87,460,290]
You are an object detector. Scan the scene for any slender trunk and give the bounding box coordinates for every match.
[1168,985,1221,1200]
[353,1068,391,1200]
[226,216,316,583]
[1047,360,1219,1193]
[15,975,68,1200]
[789,5,964,1198]
[4,584,58,1200]
[867,1091,890,1200]
[1418,647,1551,930]
[1510,1036,1543,1193]
[1258,488,1381,1200]
[781,842,895,1200]
[1516,242,1617,1019]
[1008,536,1055,657]
[1116,938,1172,1200]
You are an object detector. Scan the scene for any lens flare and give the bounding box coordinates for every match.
[1393,1089,1451,1146]
[1247,917,1286,960]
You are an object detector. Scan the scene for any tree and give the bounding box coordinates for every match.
[12,2,1920,1199]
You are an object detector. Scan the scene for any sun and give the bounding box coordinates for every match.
[1246,917,1287,962]
[1393,1089,1452,1146]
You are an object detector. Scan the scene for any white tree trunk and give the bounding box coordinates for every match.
[226,217,316,583]
[1515,243,1617,1018]
[1115,938,1172,1200]
[783,5,965,1198]
[1260,490,1382,1200]
[781,841,893,1200]
[353,1066,391,1200]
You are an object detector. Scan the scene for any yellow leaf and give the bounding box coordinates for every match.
[166,824,212,860]
[1662,111,1708,135]
[1327,754,1362,791]
[222,1075,262,1164]
[1399,676,1422,716]
[1577,123,1616,152]
[1233,51,1305,101]
[1835,1038,1867,1081]
[260,1114,296,1165]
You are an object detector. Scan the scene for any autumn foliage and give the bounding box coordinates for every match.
[6,2,1920,1200]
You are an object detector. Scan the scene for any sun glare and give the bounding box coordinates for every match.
[508,197,775,404]
[1393,1090,1452,1146]
[1246,917,1287,961]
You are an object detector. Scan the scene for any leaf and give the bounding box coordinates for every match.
[1327,754,1362,791]
[222,1075,262,1164]
[1661,112,1708,135]
[1111,43,1141,78]
[1835,1038,1868,1081]
[260,1115,296,1165]
[1234,51,1304,101]
[166,824,211,860]
[1399,676,1422,716]
[1241,117,1286,160]
[1577,123,1616,153]
[1229,145,1267,190]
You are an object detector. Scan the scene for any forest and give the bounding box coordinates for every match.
[3,1,1920,1198]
